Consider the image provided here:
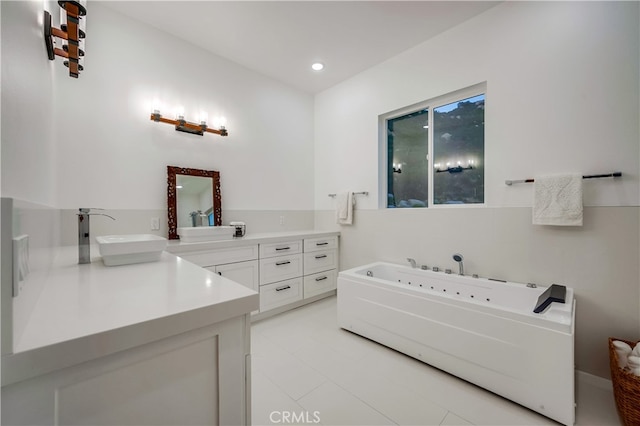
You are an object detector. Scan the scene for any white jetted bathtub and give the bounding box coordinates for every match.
[337,262,576,426]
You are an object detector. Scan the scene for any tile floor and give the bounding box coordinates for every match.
[251,295,620,426]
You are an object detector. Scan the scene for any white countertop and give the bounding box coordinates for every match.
[167,230,340,254]
[3,246,258,385]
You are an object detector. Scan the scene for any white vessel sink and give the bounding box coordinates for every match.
[96,234,167,266]
[178,226,235,243]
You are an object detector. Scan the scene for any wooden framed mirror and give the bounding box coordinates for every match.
[167,166,221,240]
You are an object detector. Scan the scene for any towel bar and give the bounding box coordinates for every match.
[328,192,369,198]
[505,172,622,186]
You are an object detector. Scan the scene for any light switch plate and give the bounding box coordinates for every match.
[151,217,160,231]
[13,234,30,297]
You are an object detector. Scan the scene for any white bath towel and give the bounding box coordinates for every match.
[336,192,354,225]
[532,174,583,226]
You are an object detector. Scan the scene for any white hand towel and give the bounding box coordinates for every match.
[533,174,583,226]
[336,192,354,225]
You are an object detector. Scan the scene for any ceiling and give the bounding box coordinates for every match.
[102,1,500,94]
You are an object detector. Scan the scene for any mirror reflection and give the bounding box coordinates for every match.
[176,175,214,227]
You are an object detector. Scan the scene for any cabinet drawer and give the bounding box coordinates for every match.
[259,254,303,285]
[303,269,337,299]
[179,245,258,268]
[303,249,337,275]
[259,240,302,258]
[260,278,303,312]
[304,236,338,253]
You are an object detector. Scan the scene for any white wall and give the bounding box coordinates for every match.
[3,1,315,212]
[314,1,640,379]
[315,1,638,210]
[1,1,58,206]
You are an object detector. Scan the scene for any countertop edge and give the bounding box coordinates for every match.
[2,292,258,386]
[167,230,340,254]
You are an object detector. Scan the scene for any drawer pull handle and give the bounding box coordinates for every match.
[276,261,291,266]
[316,242,329,246]
[275,247,291,251]
[315,255,327,259]
[315,276,328,282]
[275,285,291,292]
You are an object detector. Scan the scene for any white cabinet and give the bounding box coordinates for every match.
[303,249,338,275]
[2,317,250,426]
[258,239,304,310]
[259,240,303,258]
[181,245,259,294]
[207,260,259,292]
[302,236,338,298]
[304,236,338,252]
[259,254,303,285]
[169,232,339,316]
[304,269,338,299]
[259,278,304,312]
[180,245,258,267]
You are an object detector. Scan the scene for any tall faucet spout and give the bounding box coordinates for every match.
[78,208,116,264]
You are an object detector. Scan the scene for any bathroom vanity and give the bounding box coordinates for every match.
[1,246,258,426]
[166,230,340,318]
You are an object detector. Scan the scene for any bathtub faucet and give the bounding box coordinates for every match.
[407,258,417,268]
[452,253,464,276]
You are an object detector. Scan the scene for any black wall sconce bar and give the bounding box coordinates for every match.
[43,1,86,78]
[435,160,475,174]
[435,164,473,174]
[150,110,228,137]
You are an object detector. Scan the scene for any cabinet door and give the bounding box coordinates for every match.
[212,260,259,292]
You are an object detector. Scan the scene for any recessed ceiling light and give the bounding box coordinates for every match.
[311,62,324,71]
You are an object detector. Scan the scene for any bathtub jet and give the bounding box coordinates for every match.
[337,261,576,426]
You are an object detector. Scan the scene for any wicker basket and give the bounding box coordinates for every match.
[609,337,640,426]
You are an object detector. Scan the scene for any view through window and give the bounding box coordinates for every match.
[385,88,485,208]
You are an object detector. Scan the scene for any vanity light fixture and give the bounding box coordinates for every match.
[434,160,474,174]
[150,110,228,137]
[43,1,86,78]
[392,163,402,174]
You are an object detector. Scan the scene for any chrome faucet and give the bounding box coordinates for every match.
[78,208,115,264]
[407,258,417,268]
[452,253,464,276]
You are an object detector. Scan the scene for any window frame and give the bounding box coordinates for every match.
[379,83,486,209]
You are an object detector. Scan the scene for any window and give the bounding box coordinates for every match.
[383,85,485,208]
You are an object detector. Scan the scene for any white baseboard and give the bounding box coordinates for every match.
[576,370,612,392]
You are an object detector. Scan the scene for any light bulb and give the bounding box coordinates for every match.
[151,98,161,114]
[198,111,208,125]
[175,106,185,120]
[311,62,324,71]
